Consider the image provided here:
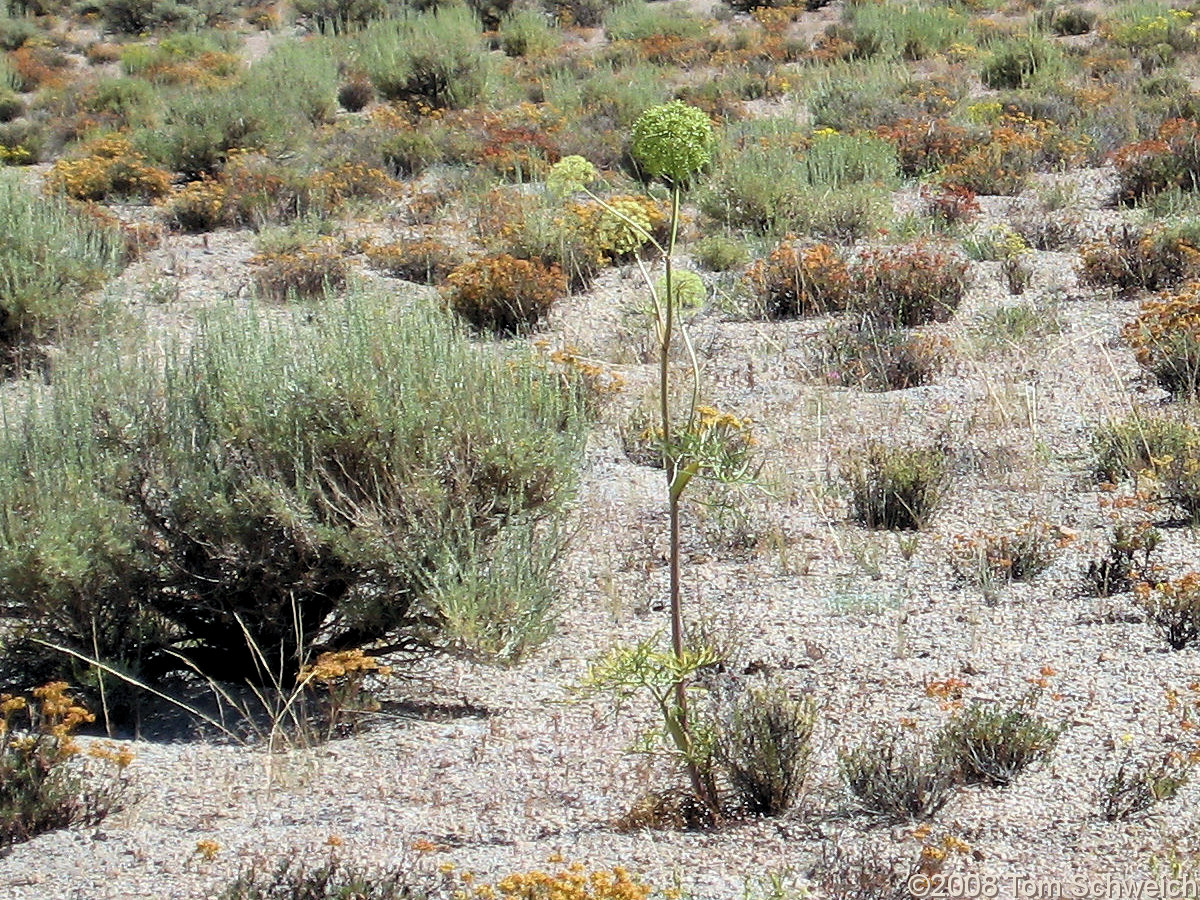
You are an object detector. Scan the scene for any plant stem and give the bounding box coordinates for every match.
[660,184,717,815]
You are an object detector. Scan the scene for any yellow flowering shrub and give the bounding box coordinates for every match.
[0,683,131,850]
[162,178,227,232]
[1124,285,1200,398]
[45,135,172,202]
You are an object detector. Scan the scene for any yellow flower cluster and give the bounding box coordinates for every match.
[46,135,172,202]
[299,649,393,687]
[447,864,653,900]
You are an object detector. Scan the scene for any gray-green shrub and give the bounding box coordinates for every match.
[0,172,124,349]
[243,40,339,127]
[701,122,897,237]
[0,289,586,706]
[358,7,489,110]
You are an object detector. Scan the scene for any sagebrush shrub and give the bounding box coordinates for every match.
[0,290,586,705]
[446,254,566,334]
[692,234,748,272]
[716,681,816,816]
[293,0,397,35]
[359,7,488,110]
[937,698,1065,786]
[746,240,851,318]
[850,243,970,327]
[0,172,125,348]
[981,37,1062,90]
[839,727,958,821]
[840,441,952,530]
[1044,5,1095,35]
[142,86,296,180]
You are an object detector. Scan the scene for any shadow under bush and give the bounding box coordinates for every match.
[0,289,587,711]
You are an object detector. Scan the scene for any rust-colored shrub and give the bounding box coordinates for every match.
[1078,225,1200,294]
[365,239,465,285]
[851,242,970,327]
[250,240,350,301]
[746,240,851,319]
[1123,284,1200,397]
[446,254,566,334]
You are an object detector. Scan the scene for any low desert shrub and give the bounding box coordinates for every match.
[701,124,896,237]
[95,0,232,33]
[920,183,980,228]
[1092,414,1198,483]
[692,234,748,272]
[250,240,351,301]
[850,243,970,328]
[445,254,566,335]
[498,7,559,57]
[338,78,374,112]
[716,681,816,816]
[937,698,1065,787]
[840,441,952,531]
[0,683,131,851]
[141,86,297,180]
[1114,119,1200,205]
[1077,225,1200,295]
[816,323,949,392]
[45,135,172,202]
[746,240,851,319]
[877,118,981,178]
[162,178,227,233]
[0,89,21,123]
[1123,286,1200,398]
[293,0,398,35]
[948,519,1071,589]
[220,857,436,900]
[1100,748,1192,820]
[242,40,339,128]
[981,36,1064,90]
[358,7,489,110]
[845,1,973,61]
[0,290,586,704]
[1042,5,1095,36]
[0,120,41,166]
[365,239,465,285]
[1137,574,1200,650]
[120,34,241,87]
[839,727,959,821]
[1084,522,1162,597]
[938,126,1043,197]
[0,172,125,348]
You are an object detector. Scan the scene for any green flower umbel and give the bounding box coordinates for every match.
[630,101,714,185]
